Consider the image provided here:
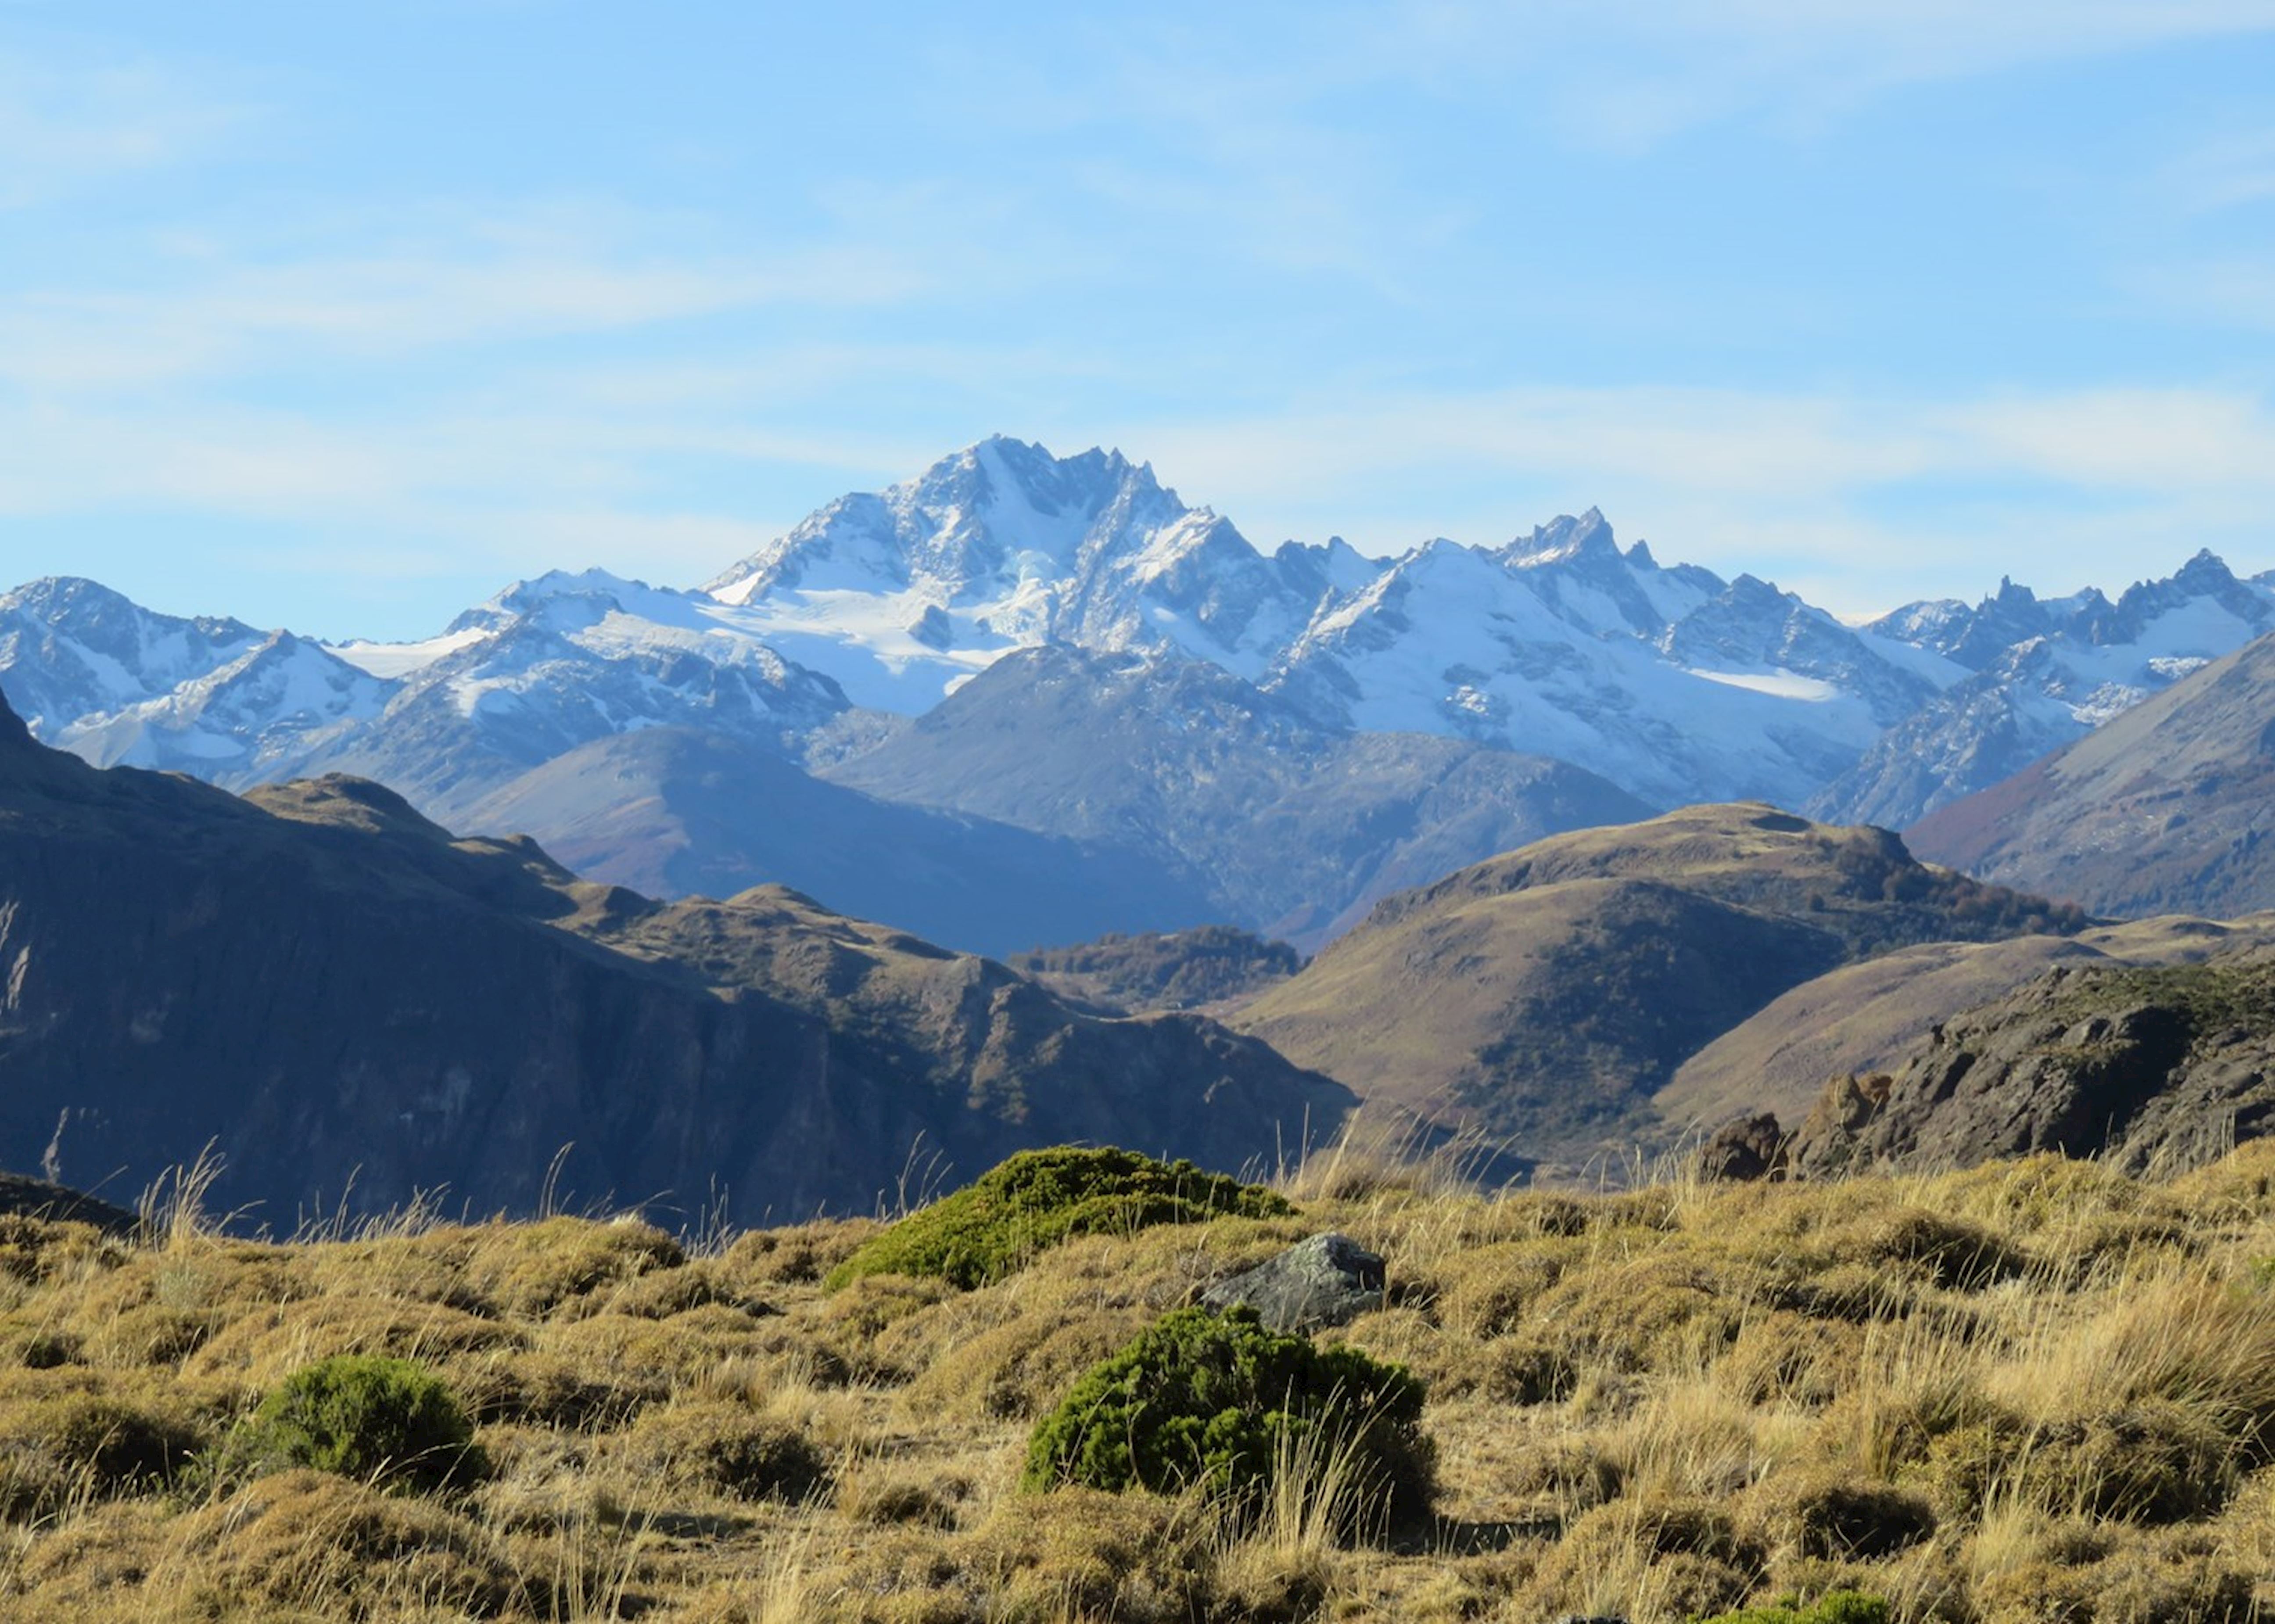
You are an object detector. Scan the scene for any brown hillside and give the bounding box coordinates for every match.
[1233,803,2082,1173]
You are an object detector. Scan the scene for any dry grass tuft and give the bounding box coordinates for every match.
[0,1142,2267,1620]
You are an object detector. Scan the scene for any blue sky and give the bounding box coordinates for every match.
[2,2,2272,640]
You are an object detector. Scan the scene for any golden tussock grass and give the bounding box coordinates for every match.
[0,1137,2268,1620]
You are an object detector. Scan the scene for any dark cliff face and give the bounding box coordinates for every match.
[0,688,1349,1227]
[1788,950,2275,1176]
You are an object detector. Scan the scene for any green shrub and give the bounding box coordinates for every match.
[1695,1591,1890,1624]
[825,1146,1293,1291]
[1022,1305,1434,1531]
[236,1354,485,1494]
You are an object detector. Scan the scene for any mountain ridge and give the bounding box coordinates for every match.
[0,681,1348,1223]
[11,437,2275,959]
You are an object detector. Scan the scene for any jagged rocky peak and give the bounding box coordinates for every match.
[0,576,271,737]
[1870,573,2062,670]
[2,574,253,643]
[2087,547,2268,646]
[1870,552,2267,673]
[1497,509,1691,581]
[890,436,1177,572]
[707,435,1189,605]
[1504,506,1621,564]
[447,567,655,636]
[1485,509,1730,641]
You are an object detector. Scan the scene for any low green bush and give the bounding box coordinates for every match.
[1695,1591,1890,1624]
[235,1354,485,1494]
[1022,1305,1433,1531]
[825,1146,1292,1291]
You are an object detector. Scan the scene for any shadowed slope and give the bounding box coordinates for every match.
[452,726,1217,957]
[823,645,1653,949]
[0,685,1348,1225]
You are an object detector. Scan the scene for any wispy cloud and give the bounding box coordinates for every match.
[8,367,2270,622]
[0,219,932,392]
[2164,125,2275,212]
[0,51,246,207]
[1093,380,2275,605]
[1372,0,2275,145]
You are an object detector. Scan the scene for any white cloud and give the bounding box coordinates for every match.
[2164,126,2275,212]
[0,52,245,208]
[0,228,933,392]
[1370,0,2275,145]
[1079,381,2275,604]
[2128,258,2275,334]
[8,372,2269,623]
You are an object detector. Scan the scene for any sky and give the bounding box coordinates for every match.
[1,2,2272,641]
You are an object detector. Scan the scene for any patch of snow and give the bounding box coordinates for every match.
[1686,668,1844,703]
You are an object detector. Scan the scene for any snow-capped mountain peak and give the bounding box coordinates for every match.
[696,436,1329,704]
[707,436,1175,606]
[1503,506,1620,566]
[1813,549,2275,828]
[0,576,265,731]
[50,629,390,778]
[15,438,2275,842]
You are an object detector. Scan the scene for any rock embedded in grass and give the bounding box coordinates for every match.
[1199,1231,1388,1332]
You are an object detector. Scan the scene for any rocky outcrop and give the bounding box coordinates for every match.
[1695,1113,1790,1181]
[0,685,1350,1227]
[1787,952,2275,1176]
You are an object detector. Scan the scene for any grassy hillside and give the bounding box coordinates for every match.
[1234,805,2085,1172]
[0,1139,2271,1622]
[1008,926,1304,1014]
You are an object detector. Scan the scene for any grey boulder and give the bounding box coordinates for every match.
[1201,1232,1386,1332]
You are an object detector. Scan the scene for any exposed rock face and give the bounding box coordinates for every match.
[1696,1113,1789,1182]
[1200,1233,1386,1332]
[1787,952,2275,1176]
[0,685,1350,1226]
[1659,913,2275,1136]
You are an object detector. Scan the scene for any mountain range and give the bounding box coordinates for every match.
[10,660,2275,1212]
[10,436,2275,953]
